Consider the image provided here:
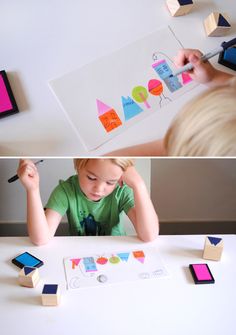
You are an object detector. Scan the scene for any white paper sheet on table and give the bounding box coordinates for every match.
[64,246,170,290]
[49,26,197,151]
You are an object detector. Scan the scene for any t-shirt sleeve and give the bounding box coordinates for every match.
[45,181,69,216]
[118,184,135,214]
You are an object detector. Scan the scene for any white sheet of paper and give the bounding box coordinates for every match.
[49,26,197,151]
[64,246,170,290]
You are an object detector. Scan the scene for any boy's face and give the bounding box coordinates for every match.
[77,160,123,201]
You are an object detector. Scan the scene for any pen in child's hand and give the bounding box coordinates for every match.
[8,160,44,183]
[170,37,236,77]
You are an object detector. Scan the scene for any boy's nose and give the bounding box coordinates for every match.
[94,182,104,192]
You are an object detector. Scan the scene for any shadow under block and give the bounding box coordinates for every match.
[42,284,60,306]
[18,266,40,288]
[203,236,223,261]
[204,12,231,37]
[166,0,193,17]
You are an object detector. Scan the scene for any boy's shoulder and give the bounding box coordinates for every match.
[112,183,133,199]
[57,175,79,191]
[59,174,77,184]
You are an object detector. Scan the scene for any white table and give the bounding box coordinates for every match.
[0,235,235,335]
[1,0,235,156]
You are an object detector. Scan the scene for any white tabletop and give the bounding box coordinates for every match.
[0,235,235,335]
[1,0,235,156]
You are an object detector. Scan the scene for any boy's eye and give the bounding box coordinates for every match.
[87,175,96,181]
[106,181,116,186]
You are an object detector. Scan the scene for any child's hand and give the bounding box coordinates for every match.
[17,159,40,191]
[119,166,145,190]
[174,48,218,85]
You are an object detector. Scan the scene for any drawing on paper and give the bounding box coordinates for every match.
[49,26,198,151]
[97,99,122,132]
[64,247,169,290]
[122,96,143,121]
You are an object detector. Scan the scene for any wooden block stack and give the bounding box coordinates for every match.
[203,236,223,261]
[18,266,40,288]
[41,284,60,306]
[204,12,231,37]
[166,0,194,17]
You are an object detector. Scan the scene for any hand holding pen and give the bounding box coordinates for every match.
[171,37,236,85]
[8,160,44,190]
[173,49,218,85]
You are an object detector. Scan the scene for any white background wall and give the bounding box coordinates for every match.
[151,159,236,222]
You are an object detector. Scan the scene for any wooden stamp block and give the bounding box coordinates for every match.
[166,0,193,17]
[204,12,231,37]
[203,236,223,261]
[41,284,61,306]
[18,266,39,288]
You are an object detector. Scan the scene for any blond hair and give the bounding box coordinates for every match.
[74,158,134,171]
[164,78,236,156]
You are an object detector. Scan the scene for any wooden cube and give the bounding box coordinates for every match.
[42,284,60,306]
[204,12,231,37]
[203,236,223,261]
[166,0,193,17]
[18,266,40,288]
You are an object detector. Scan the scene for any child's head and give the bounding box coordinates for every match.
[74,158,134,201]
[164,78,236,156]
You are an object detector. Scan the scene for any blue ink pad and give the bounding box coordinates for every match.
[218,47,236,71]
[12,252,44,269]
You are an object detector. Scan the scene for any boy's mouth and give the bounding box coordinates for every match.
[89,193,103,200]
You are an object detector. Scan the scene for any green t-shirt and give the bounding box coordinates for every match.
[45,175,134,236]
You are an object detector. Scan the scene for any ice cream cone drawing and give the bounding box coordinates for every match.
[70,258,81,269]
[133,250,145,264]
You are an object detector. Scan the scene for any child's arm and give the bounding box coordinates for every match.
[174,48,234,87]
[17,159,62,245]
[121,167,159,242]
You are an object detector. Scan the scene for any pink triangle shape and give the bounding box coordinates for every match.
[181,72,192,84]
[70,258,81,269]
[96,99,112,116]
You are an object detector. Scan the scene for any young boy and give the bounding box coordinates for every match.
[17,158,159,245]
[108,49,236,156]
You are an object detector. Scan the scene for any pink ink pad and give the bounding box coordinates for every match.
[189,264,215,284]
[0,70,19,118]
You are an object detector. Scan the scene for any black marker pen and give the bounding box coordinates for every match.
[8,159,44,183]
